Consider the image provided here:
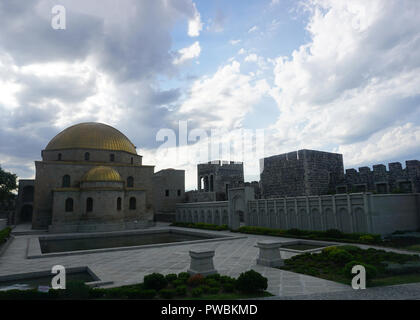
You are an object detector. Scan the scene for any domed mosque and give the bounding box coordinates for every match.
[32,122,158,232]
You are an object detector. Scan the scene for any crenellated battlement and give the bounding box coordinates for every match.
[338,160,420,193]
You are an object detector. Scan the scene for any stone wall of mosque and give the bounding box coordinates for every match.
[33,159,154,229]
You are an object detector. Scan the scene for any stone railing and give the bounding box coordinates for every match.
[247,193,420,235]
[175,201,229,226]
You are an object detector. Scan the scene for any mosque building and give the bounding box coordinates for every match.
[29,122,157,232]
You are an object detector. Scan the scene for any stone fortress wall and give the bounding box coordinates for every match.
[176,188,420,235]
[152,169,185,222]
[339,160,420,194]
[186,160,244,202]
[260,149,420,198]
[260,150,344,198]
[176,150,420,235]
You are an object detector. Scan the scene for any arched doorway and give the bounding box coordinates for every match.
[20,205,33,223]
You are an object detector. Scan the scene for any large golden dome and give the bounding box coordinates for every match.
[83,166,122,182]
[45,122,137,154]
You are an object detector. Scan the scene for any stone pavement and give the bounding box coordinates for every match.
[0,226,350,297]
[264,282,420,300]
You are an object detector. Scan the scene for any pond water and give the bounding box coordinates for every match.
[40,231,219,254]
[0,272,94,291]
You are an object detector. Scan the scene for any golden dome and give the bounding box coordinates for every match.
[45,122,137,154]
[83,166,122,182]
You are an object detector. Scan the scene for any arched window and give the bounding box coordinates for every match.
[62,175,70,188]
[129,197,136,210]
[65,198,74,212]
[58,153,62,161]
[86,197,93,212]
[117,197,122,211]
[131,157,134,165]
[127,176,134,188]
[110,154,115,162]
[204,176,209,192]
[210,175,214,192]
[84,152,90,161]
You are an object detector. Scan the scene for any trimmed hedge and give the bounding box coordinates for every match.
[236,270,268,294]
[0,270,268,300]
[0,227,12,245]
[237,226,382,244]
[144,273,168,291]
[170,222,229,231]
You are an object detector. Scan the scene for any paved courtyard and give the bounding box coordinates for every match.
[0,224,353,297]
[4,224,420,299]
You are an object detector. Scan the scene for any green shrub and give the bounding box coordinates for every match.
[343,261,378,280]
[120,288,156,299]
[220,275,236,284]
[0,227,12,244]
[0,289,48,300]
[205,278,220,288]
[325,229,343,239]
[200,285,211,294]
[359,235,375,243]
[191,287,203,297]
[63,280,90,299]
[340,245,363,254]
[236,270,267,293]
[170,222,229,231]
[175,285,187,296]
[205,273,221,281]
[143,273,168,291]
[159,288,176,299]
[178,272,191,280]
[287,228,307,236]
[172,279,184,287]
[89,288,106,299]
[187,274,205,287]
[138,289,157,299]
[222,282,235,293]
[326,247,354,263]
[207,287,220,294]
[165,274,178,283]
[125,289,143,299]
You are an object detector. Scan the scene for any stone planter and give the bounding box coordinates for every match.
[187,248,217,276]
[255,240,284,267]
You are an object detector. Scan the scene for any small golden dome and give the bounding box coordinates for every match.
[45,122,137,154]
[83,166,122,182]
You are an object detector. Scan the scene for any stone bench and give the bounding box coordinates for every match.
[255,240,284,267]
[187,248,217,276]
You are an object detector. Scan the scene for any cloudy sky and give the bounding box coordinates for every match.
[1,0,420,190]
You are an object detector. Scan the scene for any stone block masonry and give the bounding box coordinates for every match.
[260,149,344,198]
[338,160,420,194]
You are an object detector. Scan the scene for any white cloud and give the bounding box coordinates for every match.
[244,54,258,62]
[230,39,241,45]
[178,60,270,130]
[188,3,203,37]
[237,48,246,55]
[248,25,258,33]
[268,0,420,166]
[173,41,201,65]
